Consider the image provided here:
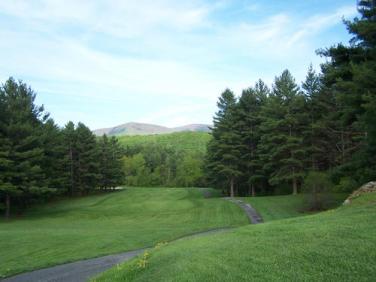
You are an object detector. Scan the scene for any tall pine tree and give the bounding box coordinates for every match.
[258,70,308,194]
[206,89,242,197]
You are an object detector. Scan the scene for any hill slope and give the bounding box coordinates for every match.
[94,122,210,136]
[96,192,376,281]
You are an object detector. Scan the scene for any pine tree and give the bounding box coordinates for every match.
[206,89,242,197]
[61,122,77,196]
[0,85,14,218]
[318,3,376,184]
[302,65,323,170]
[40,119,66,191]
[98,135,124,190]
[0,78,51,218]
[75,122,100,195]
[236,80,268,196]
[258,70,308,194]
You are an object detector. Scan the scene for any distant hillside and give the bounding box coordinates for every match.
[94,122,211,136]
[117,131,211,154]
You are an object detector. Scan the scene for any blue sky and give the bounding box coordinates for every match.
[0,0,358,129]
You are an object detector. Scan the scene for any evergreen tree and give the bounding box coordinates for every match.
[236,80,268,196]
[302,65,324,170]
[0,83,14,218]
[206,89,242,197]
[318,3,376,184]
[258,70,308,194]
[40,119,66,191]
[75,122,100,195]
[0,78,51,218]
[62,121,77,196]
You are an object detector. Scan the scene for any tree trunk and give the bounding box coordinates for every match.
[5,194,10,219]
[251,184,256,197]
[292,178,298,195]
[230,178,235,198]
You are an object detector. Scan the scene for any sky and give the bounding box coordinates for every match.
[0,0,359,130]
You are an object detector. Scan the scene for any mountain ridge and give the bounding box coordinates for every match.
[93,122,211,136]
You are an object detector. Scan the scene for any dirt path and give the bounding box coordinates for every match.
[224,197,263,224]
[1,228,232,282]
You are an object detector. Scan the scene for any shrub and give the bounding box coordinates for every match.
[303,171,333,211]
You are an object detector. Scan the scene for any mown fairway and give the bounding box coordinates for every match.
[242,194,347,222]
[96,193,376,282]
[0,188,248,278]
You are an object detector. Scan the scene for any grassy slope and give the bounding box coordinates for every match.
[96,193,376,282]
[117,132,211,153]
[242,194,348,222]
[0,188,247,278]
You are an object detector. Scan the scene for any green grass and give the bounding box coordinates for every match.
[241,193,347,222]
[117,131,211,153]
[0,188,248,278]
[96,192,376,282]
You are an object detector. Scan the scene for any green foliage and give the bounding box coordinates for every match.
[0,78,126,217]
[118,132,210,154]
[334,176,358,193]
[303,171,333,211]
[317,5,376,185]
[205,72,310,196]
[0,188,247,277]
[205,89,243,197]
[205,8,376,197]
[0,78,52,218]
[260,70,309,194]
[119,132,210,187]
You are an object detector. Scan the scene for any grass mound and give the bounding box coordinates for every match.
[0,188,247,278]
[95,192,376,282]
[242,193,347,222]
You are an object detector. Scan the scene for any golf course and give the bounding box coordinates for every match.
[94,191,376,282]
[1,1,376,281]
[0,188,248,278]
[1,187,375,281]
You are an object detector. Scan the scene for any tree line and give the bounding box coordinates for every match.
[0,78,124,218]
[205,5,376,197]
[122,143,205,187]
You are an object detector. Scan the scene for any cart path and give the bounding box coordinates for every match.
[1,228,233,282]
[224,197,263,224]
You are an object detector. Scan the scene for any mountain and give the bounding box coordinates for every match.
[93,122,211,136]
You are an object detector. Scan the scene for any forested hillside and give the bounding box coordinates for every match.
[118,132,210,153]
[118,132,211,187]
[94,122,210,136]
[205,4,376,198]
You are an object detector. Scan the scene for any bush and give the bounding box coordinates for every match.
[303,171,333,211]
[334,177,358,193]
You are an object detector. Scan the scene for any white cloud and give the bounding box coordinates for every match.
[0,0,211,37]
[287,5,357,46]
[0,1,358,128]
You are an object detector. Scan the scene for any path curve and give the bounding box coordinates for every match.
[1,228,232,282]
[224,197,263,224]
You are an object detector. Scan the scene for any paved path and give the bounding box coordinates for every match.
[224,197,263,224]
[2,250,144,282]
[1,228,231,282]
